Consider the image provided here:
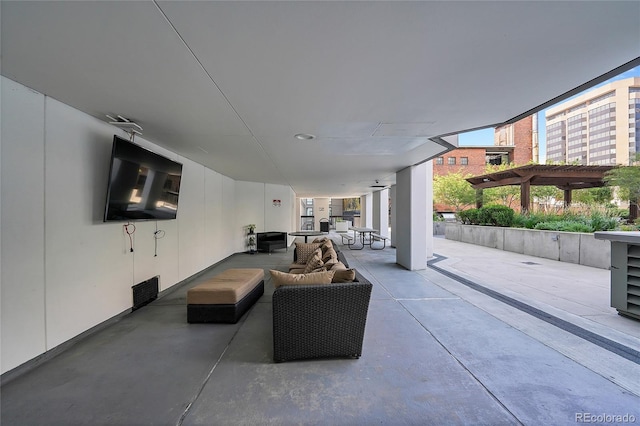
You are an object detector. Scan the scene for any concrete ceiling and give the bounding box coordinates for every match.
[2,1,639,198]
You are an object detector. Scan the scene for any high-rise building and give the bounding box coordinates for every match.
[545,77,640,166]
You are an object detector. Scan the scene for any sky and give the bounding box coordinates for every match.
[458,64,640,162]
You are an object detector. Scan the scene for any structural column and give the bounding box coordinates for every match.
[313,198,330,231]
[563,189,572,208]
[372,188,389,237]
[395,162,431,270]
[521,181,531,214]
[360,193,373,228]
[390,185,397,248]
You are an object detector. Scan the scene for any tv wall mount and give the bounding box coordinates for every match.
[106,115,143,141]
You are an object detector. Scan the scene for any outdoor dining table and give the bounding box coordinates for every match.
[348,227,379,249]
[288,230,326,243]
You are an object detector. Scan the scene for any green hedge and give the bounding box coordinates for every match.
[458,205,514,227]
[458,208,620,232]
[511,211,618,232]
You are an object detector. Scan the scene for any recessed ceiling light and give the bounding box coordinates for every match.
[294,133,315,140]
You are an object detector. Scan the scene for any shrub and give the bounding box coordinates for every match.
[533,221,592,233]
[587,211,618,232]
[563,222,595,233]
[464,206,626,232]
[458,209,480,225]
[457,206,515,226]
[481,205,515,227]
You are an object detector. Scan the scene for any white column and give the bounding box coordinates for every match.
[360,193,373,228]
[390,185,397,248]
[425,160,434,259]
[372,188,389,237]
[395,163,429,270]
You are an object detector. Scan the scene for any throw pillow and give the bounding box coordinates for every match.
[295,242,322,264]
[303,248,324,273]
[322,246,338,263]
[270,270,336,288]
[312,236,331,243]
[321,239,334,250]
[332,268,356,283]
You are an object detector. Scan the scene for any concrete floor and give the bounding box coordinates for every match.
[2,235,639,425]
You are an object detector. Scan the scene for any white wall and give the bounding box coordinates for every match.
[0,77,294,374]
[2,77,47,369]
[235,181,295,251]
[264,183,295,247]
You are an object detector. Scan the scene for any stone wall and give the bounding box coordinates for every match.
[444,223,610,269]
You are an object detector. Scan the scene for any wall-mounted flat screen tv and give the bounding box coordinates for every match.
[104,136,183,221]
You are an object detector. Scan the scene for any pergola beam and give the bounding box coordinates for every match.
[466,164,615,212]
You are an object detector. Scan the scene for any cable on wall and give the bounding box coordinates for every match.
[153,222,166,257]
[124,222,136,253]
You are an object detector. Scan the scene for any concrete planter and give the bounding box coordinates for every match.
[336,221,351,232]
[444,223,611,269]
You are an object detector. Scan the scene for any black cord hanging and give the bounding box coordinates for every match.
[153,222,166,257]
[124,222,136,253]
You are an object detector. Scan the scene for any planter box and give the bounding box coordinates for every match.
[445,223,610,269]
[336,221,351,232]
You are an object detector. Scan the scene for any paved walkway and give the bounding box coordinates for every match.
[424,236,640,395]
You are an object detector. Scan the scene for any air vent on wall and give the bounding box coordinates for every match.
[370,185,387,188]
[132,276,159,311]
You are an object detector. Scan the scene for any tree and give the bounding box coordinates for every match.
[479,162,522,208]
[604,154,640,220]
[433,172,476,212]
[484,185,521,208]
[531,185,563,212]
[572,187,612,206]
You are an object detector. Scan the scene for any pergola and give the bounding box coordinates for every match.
[466,164,616,213]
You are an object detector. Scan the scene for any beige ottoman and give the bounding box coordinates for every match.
[187,268,264,323]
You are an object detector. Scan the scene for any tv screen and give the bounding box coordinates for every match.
[104,136,183,221]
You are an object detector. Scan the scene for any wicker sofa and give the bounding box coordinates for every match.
[271,240,373,362]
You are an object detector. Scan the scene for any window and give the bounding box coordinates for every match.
[435,157,444,165]
[448,157,456,165]
[460,157,468,165]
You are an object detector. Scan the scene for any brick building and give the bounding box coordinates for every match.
[433,115,536,212]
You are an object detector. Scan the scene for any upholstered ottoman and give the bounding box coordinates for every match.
[187,268,264,324]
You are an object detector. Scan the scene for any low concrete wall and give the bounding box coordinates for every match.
[445,223,611,269]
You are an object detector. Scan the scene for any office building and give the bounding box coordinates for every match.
[546,77,640,165]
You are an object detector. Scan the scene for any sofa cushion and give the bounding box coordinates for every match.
[270,270,336,288]
[332,268,356,283]
[303,248,324,273]
[295,242,322,264]
[327,261,347,271]
[322,246,338,263]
